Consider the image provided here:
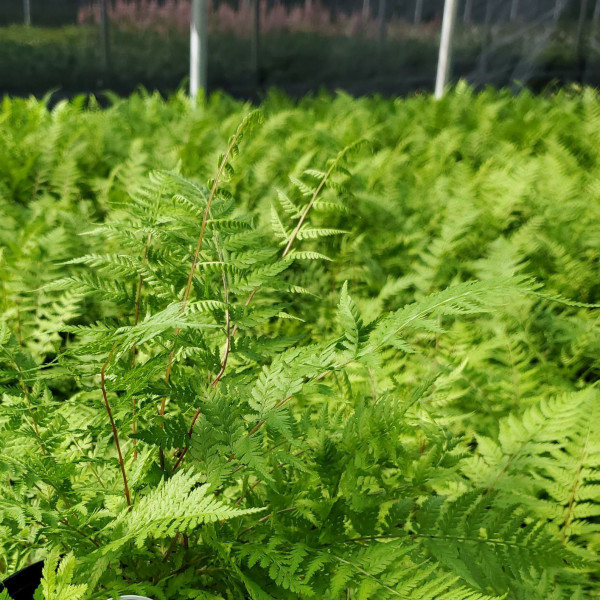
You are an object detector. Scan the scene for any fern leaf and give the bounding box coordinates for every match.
[104,470,264,552]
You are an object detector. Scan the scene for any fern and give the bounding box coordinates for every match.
[36,552,87,600]
[103,470,264,553]
[1,88,600,599]
[463,390,600,552]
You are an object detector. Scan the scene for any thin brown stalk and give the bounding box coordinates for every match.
[159,131,242,425]
[172,448,187,472]
[16,305,23,347]
[173,149,341,472]
[101,344,131,506]
[281,159,338,259]
[229,287,258,339]
[211,310,230,387]
[211,233,231,387]
[162,532,181,563]
[220,153,337,345]
[181,131,243,312]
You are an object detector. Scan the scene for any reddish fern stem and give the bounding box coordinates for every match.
[159,131,241,421]
[280,159,337,258]
[172,405,204,472]
[174,147,341,471]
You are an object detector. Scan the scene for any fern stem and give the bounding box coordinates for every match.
[229,287,258,340]
[324,552,401,597]
[173,148,338,471]
[211,231,231,387]
[343,532,541,551]
[131,232,152,461]
[281,159,337,259]
[180,128,242,312]
[237,505,298,537]
[72,438,105,488]
[232,448,306,507]
[247,393,294,437]
[101,344,131,506]
[59,518,101,549]
[132,232,153,352]
[159,126,245,447]
[227,150,341,341]
[235,479,262,506]
[172,406,203,471]
[162,532,181,563]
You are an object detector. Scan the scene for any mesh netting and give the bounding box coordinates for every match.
[0,0,598,98]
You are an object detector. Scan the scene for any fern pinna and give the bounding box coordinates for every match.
[0,107,597,600]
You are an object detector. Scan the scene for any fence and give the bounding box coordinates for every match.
[1,0,599,99]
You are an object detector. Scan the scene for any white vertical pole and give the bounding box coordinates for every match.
[510,0,519,21]
[100,0,110,74]
[414,0,424,24]
[23,0,31,26]
[378,0,387,43]
[463,0,472,24]
[435,0,458,99]
[576,0,590,44]
[553,0,563,22]
[190,0,207,99]
[363,0,371,20]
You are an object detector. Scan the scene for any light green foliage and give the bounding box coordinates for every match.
[36,552,87,600]
[0,86,599,599]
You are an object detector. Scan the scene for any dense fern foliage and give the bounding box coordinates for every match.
[1,85,599,599]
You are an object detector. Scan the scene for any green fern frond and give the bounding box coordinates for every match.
[104,470,264,552]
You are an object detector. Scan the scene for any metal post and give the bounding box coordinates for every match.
[23,0,31,26]
[477,0,493,84]
[576,0,590,47]
[251,0,261,89]
[190,0,207,98]
[576,0,590,82]
[554,0,564,22]
[435,0,458,98]
[100,0,110,74]
[378,0,387,44]
[414,0,424,24]
[510,0,519,21]
[463,0,472,24]
[363,0,371,20]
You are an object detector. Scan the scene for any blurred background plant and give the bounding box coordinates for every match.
[1,0,599,99]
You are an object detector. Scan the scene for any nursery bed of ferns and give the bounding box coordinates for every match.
[0,85,599,599]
